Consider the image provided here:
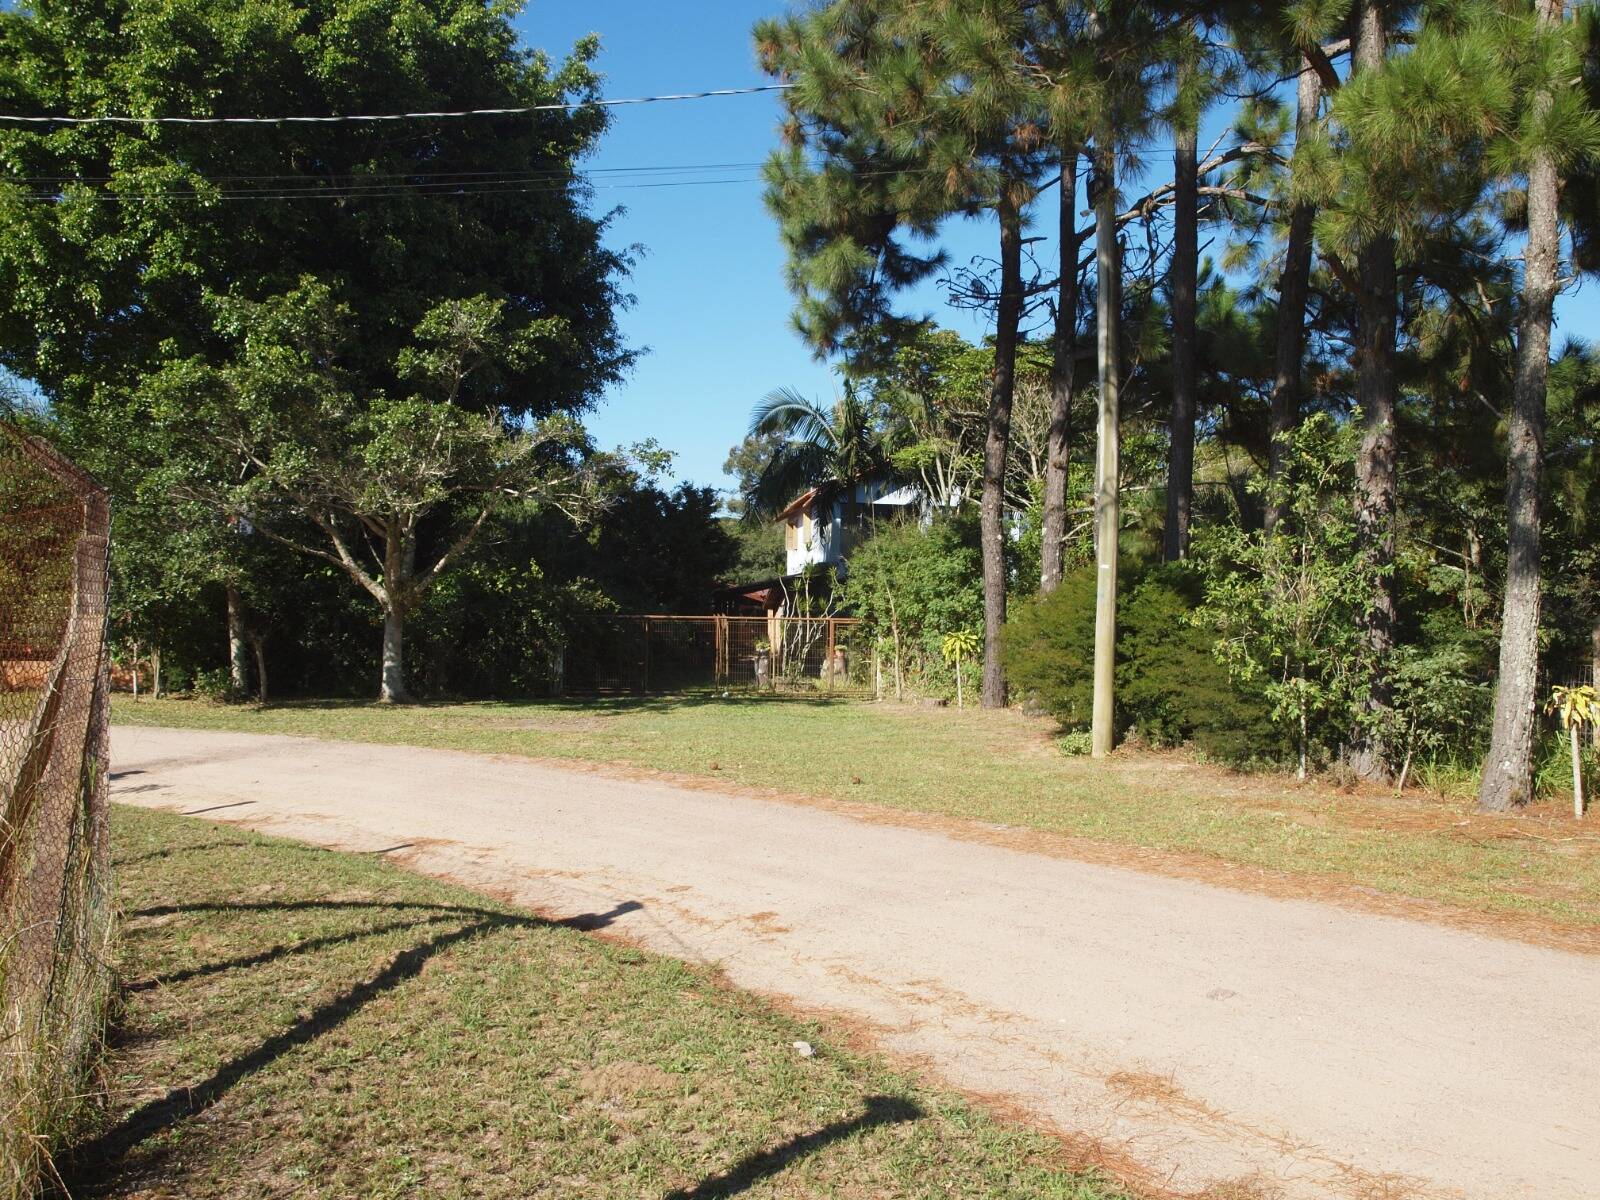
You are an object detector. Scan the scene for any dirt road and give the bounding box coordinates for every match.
[111,725,1599,1200]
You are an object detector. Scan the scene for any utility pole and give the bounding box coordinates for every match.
[1090,80,1120,759]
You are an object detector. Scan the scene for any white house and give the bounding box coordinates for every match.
[776,479,921,575]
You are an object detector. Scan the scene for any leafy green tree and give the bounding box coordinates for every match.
[722,432,786,518]
[1195,413,1381,778]
[0,0,633,698]
[840,512,985,701]
[720,517,786,582]
[149,282,604,701]
[877,328,992,510]
[1299,0,1516,779]
[0,0,629,410]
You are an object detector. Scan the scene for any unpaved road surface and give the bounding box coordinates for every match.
[112,726,1600,1200]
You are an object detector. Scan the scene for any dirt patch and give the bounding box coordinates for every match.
[475,715,614,734]
[580,1060,678,1101]
[745,910,791,935]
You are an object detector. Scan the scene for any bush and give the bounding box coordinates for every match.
[841,512,985,700]
[1056,730,1093,757]
[1004,562,1277,762]
[1001,568,1096,724]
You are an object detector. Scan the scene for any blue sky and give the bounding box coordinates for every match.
[514,0,1006,494]
[517,1,1596,495]
[514,1,834,492]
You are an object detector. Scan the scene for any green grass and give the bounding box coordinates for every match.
[114,695,1600,933]
[66,805,1124,1199]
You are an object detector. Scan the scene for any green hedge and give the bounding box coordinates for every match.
[1003,563,1278,763]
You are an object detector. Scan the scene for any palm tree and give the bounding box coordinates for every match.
[743,385,896,517]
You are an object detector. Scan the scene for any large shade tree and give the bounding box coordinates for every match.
[0,0,634,698]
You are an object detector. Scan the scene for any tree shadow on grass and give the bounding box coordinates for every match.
[124,913,463,993]
[61,913,526,1188]
[663,1094,925,1199]
[59,894,640,1193]
[112,840,254,868]
[131,897,644,931]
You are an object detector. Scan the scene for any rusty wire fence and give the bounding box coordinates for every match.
[0,424,113,1200]
[563,615,874,696]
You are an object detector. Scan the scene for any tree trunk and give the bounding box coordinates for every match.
[1042,146,1080,592]
[226,584,248,696]
[980,190,1023,708]
[1163,109,1198,562]
[152,645,162,699]
[378,526,413,703]
[1266,60,1321,534]
[1479,0,1562,810]
[1348,3,1399,783]
[1090,134,1121,758]
[249,633,269,704]
[380,607,408,703]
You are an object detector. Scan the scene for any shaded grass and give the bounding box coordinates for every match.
[63,805,1123,1199]
[113,695,1600,932]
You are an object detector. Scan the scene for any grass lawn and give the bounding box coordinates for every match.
[114,695,1600,936]
[65,805,1124,1199]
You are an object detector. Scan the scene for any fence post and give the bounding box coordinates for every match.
[642,617,651,693]
[826,619,836,693]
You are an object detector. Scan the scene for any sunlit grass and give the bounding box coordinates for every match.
[64,805,1124,1198]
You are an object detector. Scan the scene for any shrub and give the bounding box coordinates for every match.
[1004,562,1277,762]
[1001,568,1096,724]
[1193,414,1379,774]
[842,512,985,700]
[1056,729,1094,756]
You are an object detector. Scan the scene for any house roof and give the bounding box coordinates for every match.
[774,479,921,524]
[774,486,822,523]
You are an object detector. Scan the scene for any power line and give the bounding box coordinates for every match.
[5,174,775,203]
[0,140,1284,203]
[5,161,773,185]
[0,85,795,127]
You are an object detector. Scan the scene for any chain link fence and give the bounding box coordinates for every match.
[0,424,113,1199]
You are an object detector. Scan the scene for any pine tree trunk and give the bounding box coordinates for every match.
[1090,136,1121,758]
[1348,3,1399,783]
[226,584,248,696]
[1266,61,1320,534]
[1041,147,1080,592]
[1163,111,1198,562]
[1478,0,1561,811]
[980,190,1023,708]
